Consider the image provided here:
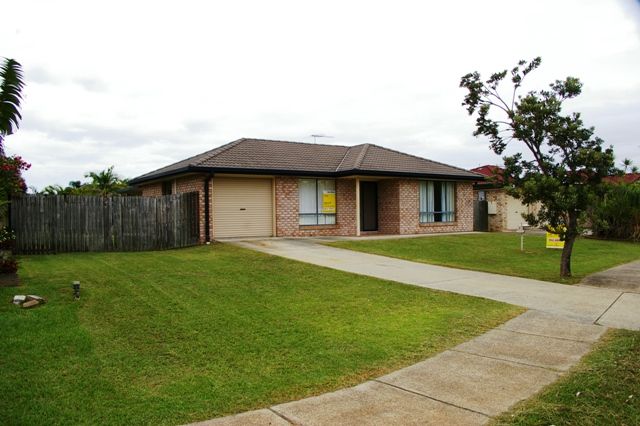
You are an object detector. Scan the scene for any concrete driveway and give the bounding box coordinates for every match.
[231,238,639,330]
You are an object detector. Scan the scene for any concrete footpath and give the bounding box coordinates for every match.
[193,310,606,426]
[191,238,639,425]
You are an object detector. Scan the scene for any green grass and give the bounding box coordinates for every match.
[492,329,640,425]
[0,244,520,425]
[329,233,640,284]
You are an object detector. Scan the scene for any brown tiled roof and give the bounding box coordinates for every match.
[131,138,482,184]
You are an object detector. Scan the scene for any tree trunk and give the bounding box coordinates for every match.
[560,212,579,277]
[560,233,576,277]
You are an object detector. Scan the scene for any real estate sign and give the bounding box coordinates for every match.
[321,190,336,214]
[546,232,565,249]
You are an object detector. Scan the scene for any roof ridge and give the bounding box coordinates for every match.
[354,143,371,169]
[369,143,483,176]
[240,137,352,149]
[334,144,359,172]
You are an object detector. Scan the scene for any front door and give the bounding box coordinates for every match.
[360,181,378,232]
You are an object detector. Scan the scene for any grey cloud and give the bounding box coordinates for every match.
[27,65,61,85]
[183,119,216,134]
[619,0,640,38]
[18,111,223,188]
[22,112,184,148]
[74,77,109,92]
[23,65,109,93]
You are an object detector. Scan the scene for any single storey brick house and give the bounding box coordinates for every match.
[130,138,483,241]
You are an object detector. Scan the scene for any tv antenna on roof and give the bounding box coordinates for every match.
[311,134,333,143]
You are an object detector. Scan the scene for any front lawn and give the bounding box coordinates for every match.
[329,233,640,284]
[492,329,640,425]
[0,244,520,425]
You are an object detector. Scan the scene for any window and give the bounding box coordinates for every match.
[299,179,336,225]
[162,181,173,195]
[478,190,486,201]
[419,181,455,223]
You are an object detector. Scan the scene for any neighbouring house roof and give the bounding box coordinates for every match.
[471,166,640,187]
[130,138,483,184]
[603,173,640,184]
[470,165,504,189]
[470,165,503,178]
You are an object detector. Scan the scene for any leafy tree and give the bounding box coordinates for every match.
[41,182,83,196]
[40,167,129,196]
[460,58,617,277]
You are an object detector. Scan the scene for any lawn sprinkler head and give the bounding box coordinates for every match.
[72,281,80,300]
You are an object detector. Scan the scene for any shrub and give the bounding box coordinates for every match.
[0,258,18,274]
[0,227,15,250]
[589,183,640,241]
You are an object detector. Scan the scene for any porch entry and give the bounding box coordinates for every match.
[359,181,378,231]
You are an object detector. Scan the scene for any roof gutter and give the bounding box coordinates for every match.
[129,166,195,185]
[335,169,485,181]
[130,165,484,185]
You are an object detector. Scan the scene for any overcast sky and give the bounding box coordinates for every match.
[2,0,640,190]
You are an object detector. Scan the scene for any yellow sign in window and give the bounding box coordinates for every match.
[546,232,565,249]
[321,190,336,214]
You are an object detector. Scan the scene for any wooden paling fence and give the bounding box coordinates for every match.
[10,193,200,254]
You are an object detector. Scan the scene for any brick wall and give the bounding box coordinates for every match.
[176,175,210,243]
[139,175,211,243]
[140,182,162,197]
[396,180,474,234]
[378,179,400,234]
[275,176,357,237]
[473,188,507,231]
[139,174,475,240]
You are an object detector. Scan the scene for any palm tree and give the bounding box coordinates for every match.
[85,166,128,196]
[0,58,25,154]
[622,158,639,174]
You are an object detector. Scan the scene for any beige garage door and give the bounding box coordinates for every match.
[212,177,273,238]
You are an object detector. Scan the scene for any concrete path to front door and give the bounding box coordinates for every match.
[231,238,639,330]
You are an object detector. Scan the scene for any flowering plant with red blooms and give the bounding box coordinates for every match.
[0,155,30,195]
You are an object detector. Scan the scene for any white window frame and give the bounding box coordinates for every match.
[419,181,456,223]
[299,178,337,225]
